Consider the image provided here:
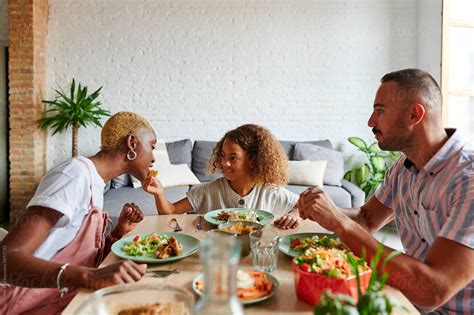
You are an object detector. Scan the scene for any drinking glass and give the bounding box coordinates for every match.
[249,230,280,273]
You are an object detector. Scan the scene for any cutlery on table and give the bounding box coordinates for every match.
[168,218,183,232]
[195,215,203,232]
[145,268,180,278]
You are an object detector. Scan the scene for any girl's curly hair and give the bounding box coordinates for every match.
[208,124,288,187]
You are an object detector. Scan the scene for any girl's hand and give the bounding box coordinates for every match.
[274,214,300,229]
[142,176,164,196]
[83,260,147,289]
[113,203,143,237]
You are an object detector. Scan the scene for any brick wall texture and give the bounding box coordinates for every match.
[8,0,48,219]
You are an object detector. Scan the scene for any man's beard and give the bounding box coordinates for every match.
[373,127,407,151]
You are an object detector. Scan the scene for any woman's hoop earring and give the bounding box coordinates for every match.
[127,150,137,161]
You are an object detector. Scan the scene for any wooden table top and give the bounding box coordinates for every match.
[63,214,418,314]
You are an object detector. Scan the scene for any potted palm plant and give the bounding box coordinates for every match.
[39,79,111,157]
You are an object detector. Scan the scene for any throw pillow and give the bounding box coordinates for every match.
[288,160,327,187]
[293,143,344,186]
[192,140,222,182]
[166,139,192,167]
[280,140,333,159]
[131,164,200,188]
[154,140,171,165]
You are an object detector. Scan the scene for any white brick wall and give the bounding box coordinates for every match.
[44,0,441,169]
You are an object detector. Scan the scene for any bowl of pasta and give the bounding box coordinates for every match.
[292,246,371,305]
[218,221,263,257]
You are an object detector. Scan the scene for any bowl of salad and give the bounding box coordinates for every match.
[218,221,264,257]
[292,246,371,305]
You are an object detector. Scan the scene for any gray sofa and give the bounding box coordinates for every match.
[104,139,365,223]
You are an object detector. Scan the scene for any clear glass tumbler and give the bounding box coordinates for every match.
[249,230,280,273]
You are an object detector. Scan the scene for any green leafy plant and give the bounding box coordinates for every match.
[39,79,110,157]
[314,244,404,315]
[344,137,399,200]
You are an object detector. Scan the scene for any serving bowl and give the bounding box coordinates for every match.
[292,259,371,305]
[75,283,194,315]
[217,221,264,257]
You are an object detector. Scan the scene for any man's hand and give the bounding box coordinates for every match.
[274,214,300,229]
[113,203,144,238]
[82,260,147,289]
[298,187,348,233]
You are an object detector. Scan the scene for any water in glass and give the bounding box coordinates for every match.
[249,230,279,273]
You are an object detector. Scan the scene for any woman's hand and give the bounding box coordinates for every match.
[82,260,147,289]
[142,176,164,196]
[113,203,144,238]
[274,214,300,229]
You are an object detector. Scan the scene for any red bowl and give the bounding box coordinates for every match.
[291,259,371,305]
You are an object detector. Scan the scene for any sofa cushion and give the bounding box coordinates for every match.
[111,174,131,189]
[192,140,223,182]
[154,141,171,165]
[166,139,192,167]
[293,143,344,186]
[104,185,189,218]
[279,140,333,159]
[279,141,295,158]
[288,160,327,187]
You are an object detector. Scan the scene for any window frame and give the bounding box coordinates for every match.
[441,0,474,126]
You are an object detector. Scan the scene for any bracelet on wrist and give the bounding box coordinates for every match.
[56,263,70,298]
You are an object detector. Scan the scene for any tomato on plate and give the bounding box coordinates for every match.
[290,238,301,249]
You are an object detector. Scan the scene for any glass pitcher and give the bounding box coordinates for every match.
[194,230,244,315]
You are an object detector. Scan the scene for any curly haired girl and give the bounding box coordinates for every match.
[143,124,300,229]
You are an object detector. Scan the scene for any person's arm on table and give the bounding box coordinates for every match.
[274,207,301,229]
[298,188,474,311]
[1,206,146,290]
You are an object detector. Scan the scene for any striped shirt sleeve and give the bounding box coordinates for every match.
[438,168,474,249]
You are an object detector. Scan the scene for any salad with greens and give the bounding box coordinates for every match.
[294,247,368,278]
[215,209,264,223]
[122,233,170,257]
[290,235,346,254]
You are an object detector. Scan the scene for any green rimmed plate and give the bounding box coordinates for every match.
[111,232,200,263]
[204,208,274,226]
[192,269,280,305]
[278,232,337,257]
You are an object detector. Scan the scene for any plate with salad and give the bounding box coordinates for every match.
[278,232,345,257]
[111,232,200,263]
[204,208,274,226]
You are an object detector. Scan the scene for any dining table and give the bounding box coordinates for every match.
[63,214,419,314]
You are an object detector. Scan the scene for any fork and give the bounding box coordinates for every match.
[195,215,203,232]
[168,218,183,232]
[146,268,180,278]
